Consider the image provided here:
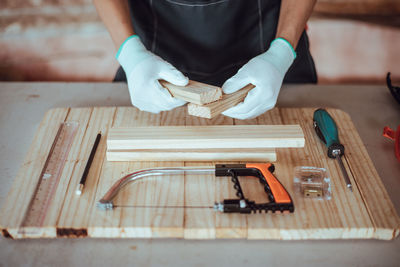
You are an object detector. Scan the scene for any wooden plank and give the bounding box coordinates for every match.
[56,107,116,237]
[184,114,234,239]
[160,80,222,105]
[328,109,400,240]
[246,108,374,240]
[88,107,147,238]
[154,107,186,237]
[214,115,248,238]
[106,148,276,162]
[246,109,326,240]
[89,107,186,238]
[40,108,94,236]
[187,84,254,119]
[213,116,261,239]
[0,108,69,238]
[107,125,305,150]
[11,108,93,238]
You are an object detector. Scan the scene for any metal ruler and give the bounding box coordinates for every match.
[19,121,78,234]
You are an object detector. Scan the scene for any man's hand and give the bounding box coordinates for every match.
[221,38,295,120]
[117,36,189,113]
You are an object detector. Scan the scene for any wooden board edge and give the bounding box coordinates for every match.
[5,227,57,239]
[160,80,222,105]
[183,228,217,239]
[215,227,247,239]
[247,227,376,240]
[106,149,277,162]
[187,104,212,119]
[87,227,184,238]
[373,227,400,240]
[1,228,14,239]
[187,85,253,119]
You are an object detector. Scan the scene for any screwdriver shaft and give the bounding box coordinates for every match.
[335,155,353,191]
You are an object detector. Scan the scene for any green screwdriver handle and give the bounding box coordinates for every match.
[313,108,345,158]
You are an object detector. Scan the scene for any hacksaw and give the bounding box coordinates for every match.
[97,163,294,214]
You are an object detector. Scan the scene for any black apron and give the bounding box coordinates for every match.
[114,0,317,86]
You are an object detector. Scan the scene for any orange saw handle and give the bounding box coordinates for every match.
[215,163,294,213]
[246,163,292,203]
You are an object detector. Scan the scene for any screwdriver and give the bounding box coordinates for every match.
[313,108,353,192]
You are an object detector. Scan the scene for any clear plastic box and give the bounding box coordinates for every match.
[293,166,331,200]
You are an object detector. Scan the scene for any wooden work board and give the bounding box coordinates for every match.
[1,107,399,240]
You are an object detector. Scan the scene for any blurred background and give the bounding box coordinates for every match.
[0,0,399,84]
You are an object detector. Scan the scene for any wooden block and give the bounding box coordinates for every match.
[107,125,305,150]
[187,84,254,119]
[106,148,276,162]
[160,80,222,105]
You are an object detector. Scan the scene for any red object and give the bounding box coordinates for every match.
[383,125,400,163]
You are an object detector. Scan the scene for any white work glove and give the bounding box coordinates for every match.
[221,38,296,120]
[116,35,189,113]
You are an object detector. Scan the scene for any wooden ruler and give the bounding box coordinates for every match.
[19,121,78,234]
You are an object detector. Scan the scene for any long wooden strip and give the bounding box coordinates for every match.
[160,80,222,105]
[187,84,254,119]
[107,125,305,150]
[41,108,93,237]
[106,148,276,162]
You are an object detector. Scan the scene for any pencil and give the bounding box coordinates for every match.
[76,132,101,196]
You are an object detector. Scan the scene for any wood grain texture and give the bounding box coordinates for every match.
[41,108,93,237]
[57,108,116,236]
[106,148,276,162]
[89,107,186,238]
[246,108,374,240]
[326,109,400,239]
[1,107,398,240]
[184,114,233,239]
[160,80,222,105]
[0,108,69,238]
[187,84,254,119]
[107,125,305,150]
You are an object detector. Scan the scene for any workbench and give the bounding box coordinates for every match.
[0,82,399,266]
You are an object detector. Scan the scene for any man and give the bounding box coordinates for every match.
[94,0,317,119]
